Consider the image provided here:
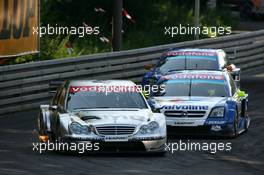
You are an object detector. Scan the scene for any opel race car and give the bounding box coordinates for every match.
[38,80,166,153]
[148,70,250,137]
[142,49,240,87]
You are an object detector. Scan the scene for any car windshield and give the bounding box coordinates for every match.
[156,55,219,74]
[153,79,229,97]
[67,86,148,111]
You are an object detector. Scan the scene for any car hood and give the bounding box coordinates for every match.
[71,109,152,126]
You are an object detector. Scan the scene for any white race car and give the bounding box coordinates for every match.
[38,80,166,153]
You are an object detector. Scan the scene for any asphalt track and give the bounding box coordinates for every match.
[0,74,264,175]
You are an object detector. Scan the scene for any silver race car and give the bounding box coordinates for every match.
[38,80,166,153]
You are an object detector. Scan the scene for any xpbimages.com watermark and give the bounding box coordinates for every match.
[165,140,232,154]
[69,85,165,96]
[32,140,100,154]
[32,24,100,37]
[164,24,232,38]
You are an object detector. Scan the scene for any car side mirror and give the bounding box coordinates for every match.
[226,64,235,72]
[238,90,247,98]
[144,64,153,70]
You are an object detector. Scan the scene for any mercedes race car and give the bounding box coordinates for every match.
[148,70,250,137]
[38,80,166,153]
[142,49,241,87]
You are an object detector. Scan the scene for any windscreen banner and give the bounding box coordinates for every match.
[0,0,39,58]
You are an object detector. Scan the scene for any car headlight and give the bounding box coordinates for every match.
[69,122,91,134]
[139,121,159,134]
[209,107,225,118]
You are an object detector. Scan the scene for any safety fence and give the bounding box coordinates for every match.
[0,30,264,114]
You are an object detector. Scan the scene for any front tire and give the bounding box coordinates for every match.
[231,111,239,138]
[38,113,46,136]
[244,115,250,131]
[54,120,63,143]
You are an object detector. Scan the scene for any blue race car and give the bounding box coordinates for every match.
[148,70,250,137]
[142,49,240,87]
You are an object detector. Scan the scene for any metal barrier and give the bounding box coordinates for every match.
[0,30,264,114]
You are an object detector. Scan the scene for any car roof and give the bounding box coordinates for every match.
[68,80,136,86]
[167,48,223,53]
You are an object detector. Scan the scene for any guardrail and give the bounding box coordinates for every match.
[1,30,264,115]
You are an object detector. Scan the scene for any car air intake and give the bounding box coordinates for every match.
[95,125,136,135]
[164,110,206,118]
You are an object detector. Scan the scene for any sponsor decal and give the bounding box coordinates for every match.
[164,51,216,57]
[0,0,39,57]
[162,105,209,110]
[69,85,141,93]
[174,122,195,125]
[162,74,224,80]
[211,125,222,131]
[206,121,227,125]
[167,55,217,61]
[69,85,163,95]
[104,136,129,142]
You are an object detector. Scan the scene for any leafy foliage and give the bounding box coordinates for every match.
[12,0,236,64]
